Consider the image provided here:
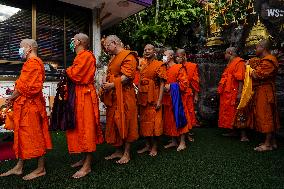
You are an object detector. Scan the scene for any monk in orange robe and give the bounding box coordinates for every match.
[250,39,280,151]
[217,47,247,141]
[163,50,191,151]
[101,35,138,164]
[65,33,104,178]
[176,49,200,141]
[0,39,52,180]
[136,44,167,156]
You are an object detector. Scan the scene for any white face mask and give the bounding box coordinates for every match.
[162,55,168,63]
[18,47,25,59]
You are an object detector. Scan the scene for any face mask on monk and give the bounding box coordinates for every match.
[162,55,168,63]
[70,39,75,52]
[18,47,25,59]
[18,47,31,59]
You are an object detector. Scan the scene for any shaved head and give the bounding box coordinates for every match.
[166,49,175,56]
[145,44,155,50]
[19,38,38,59]
[258,39,272,51]
[176,49,186,55]
[256,39,272,57]
[226,47,237,56]
[104,35,124,55]
[105,35,123,47]
[176,48,187,64]
[20,39,38,50]
[224,47,238,61]
[144,44,156,59]
[164,49,175,63]
[74,33,89,48]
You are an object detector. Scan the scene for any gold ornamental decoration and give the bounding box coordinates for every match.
[245,16,271,47]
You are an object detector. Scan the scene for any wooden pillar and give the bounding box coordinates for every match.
[31,0,36,40]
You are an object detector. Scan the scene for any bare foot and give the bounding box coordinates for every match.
[137,145,150,154]
[105,151,123,160]
[71,159,85,168]
[0,167,23,177]
[116,153,130,164]
[188,136,194,142]
[177,143,186,152]
[149,148,157,157]
[254,144,272,152]
[72,167,91,179]
[164,141,178,149]
[240,137,249,142]
[22,168,46,181]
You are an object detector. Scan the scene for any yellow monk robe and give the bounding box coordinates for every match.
[163,64,191,137]
[102,50,139,146]
[234,64,254,129]
[183,62,200,127]
[66,50,104,153]
[13,57,52,159]
[138,59,167,137]
[217,57,245,129]
[237,65,254,110]
[250,55,280,133]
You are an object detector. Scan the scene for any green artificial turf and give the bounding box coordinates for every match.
[0,128,284,189]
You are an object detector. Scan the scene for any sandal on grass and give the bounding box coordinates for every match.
[254,144,273,152]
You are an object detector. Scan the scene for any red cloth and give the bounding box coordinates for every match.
[0,142,15,162]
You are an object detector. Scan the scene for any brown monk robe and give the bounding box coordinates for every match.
[163,50,191,152]
[176,49,200,142]
[250,39,280,152]
[66,33,104,179]
[136,44,167,156]
[101,35,138,164]
[0,39,52,180]
[217,47,247,141]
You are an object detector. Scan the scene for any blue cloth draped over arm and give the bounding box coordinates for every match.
[170,83,187,128]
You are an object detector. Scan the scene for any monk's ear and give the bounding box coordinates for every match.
[27,45,33,53]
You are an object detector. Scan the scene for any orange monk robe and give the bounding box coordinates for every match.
[217,57,245,129]
[138,59,167,137]
[102,50,139,147]
[250,55,280,133]
[163,64,191,137]
[183,62,200,127]
[13,57,52,159]
[133,71,140,86]
[133,57,145,86]
[66,50,104,153]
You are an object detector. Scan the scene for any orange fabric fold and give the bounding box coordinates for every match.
[104,50,139,146]
[4,109,14,130]
[13,57,52,159]
[183,62,200,126]
[138,59,167,137]
[114,77,126,139]
[66,50,103,154]
[249,55,280,133]
[218,57,245,129]
[163,64,191,137]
